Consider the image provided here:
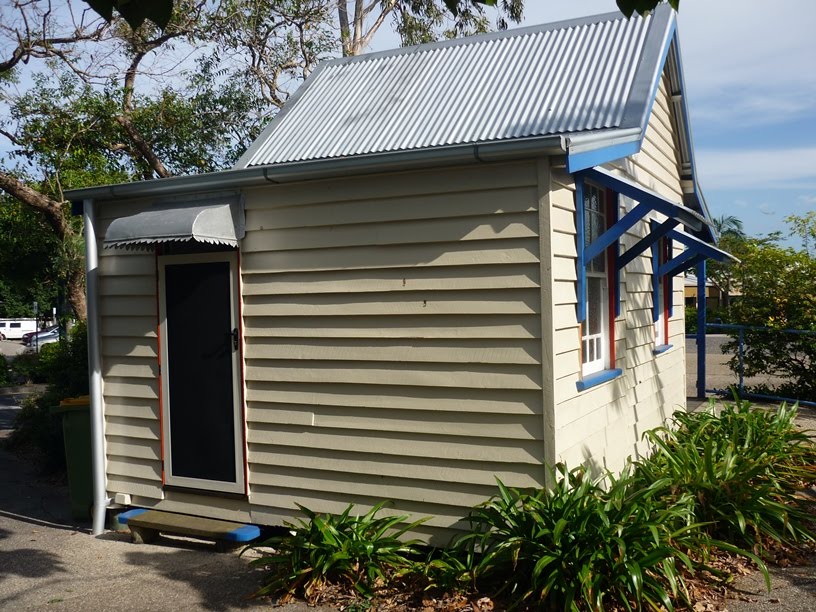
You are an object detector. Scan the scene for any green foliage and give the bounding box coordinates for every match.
[0,197,62,317]
[451,467,698,611]
[246,502,427,603]
[785,211,816,256]
[9,351,47,384]
[8,69,257,187]
[685,306,698,334]
[443,0,675,20]
[635,400,816,553]
[722,238,816,401]
[5,324,89,473]
[0,357,11,386]
[85,0,174,30]
[5,389,67,473]
[37,323,89,397]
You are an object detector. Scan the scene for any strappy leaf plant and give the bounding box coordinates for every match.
[246,501,427,603]
[452,466,701,611]
[635,399,816,553]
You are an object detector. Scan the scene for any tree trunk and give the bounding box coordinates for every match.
[0,170,87,320]
[65,266,88,321]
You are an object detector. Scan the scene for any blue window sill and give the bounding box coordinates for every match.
[653,344,673,355]
[576,368,623,392]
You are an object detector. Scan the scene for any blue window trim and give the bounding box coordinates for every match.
[576,368,623,392]
[612,192,621,317]
[667,236,674,318]
[576,177,621,323]
[653,344,673,355]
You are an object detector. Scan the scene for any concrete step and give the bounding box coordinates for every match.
[117,508,261,552]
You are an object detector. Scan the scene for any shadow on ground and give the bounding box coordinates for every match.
[123,547,267,611]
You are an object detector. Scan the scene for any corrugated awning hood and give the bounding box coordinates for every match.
[104,197,244,249]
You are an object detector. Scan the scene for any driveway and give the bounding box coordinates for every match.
[0,339,26,359]
[0,442,280,611]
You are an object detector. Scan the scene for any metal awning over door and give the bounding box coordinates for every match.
[104,196,244,249]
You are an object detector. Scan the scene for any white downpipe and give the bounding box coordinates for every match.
[84,199,109,535]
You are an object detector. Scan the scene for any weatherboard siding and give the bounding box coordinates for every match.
[91,76,688,533]
[240,161,546,536]
[549,75,687,474]
[95,205,165,506]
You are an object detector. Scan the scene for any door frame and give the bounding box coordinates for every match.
[157,251,246,494]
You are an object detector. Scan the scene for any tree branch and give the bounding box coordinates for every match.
[0,170,69,239]
[115,115,171,178]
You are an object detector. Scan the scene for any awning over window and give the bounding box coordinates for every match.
[104,197,244,249]
[576,167,735,324]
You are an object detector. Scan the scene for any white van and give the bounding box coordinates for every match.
[0,318,38,340]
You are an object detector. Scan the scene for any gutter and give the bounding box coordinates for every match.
[83,199,110,535]
[66,136,568,205]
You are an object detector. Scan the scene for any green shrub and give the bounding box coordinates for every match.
[685,306,698,335]
[246,502,427,603]
[5,323,89,473]
[6,389,66,473]
[723,329,816,402]
[0,357,11,386]
[452,467,699,611]
[9,350,47,384]
[37,323,88,397]
[635,400,816,552]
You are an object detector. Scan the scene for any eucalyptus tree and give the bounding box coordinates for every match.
[1,0,529,320]
[0,0,333,318]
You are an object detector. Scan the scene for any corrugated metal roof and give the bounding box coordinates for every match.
[237,6,675,169]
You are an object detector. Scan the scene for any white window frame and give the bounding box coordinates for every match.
[581,183,610,376]
[654,237,670,348]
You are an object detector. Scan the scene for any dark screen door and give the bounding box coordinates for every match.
[162,257,240,489]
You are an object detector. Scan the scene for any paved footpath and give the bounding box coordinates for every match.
[0,386,334,611]
[0,444,277,611]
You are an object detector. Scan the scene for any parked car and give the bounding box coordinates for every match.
[24,325,60,347]
[0,318,37,341]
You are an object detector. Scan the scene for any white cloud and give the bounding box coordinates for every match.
[798,194,816,205]
[514,1,816,129]
[697,146,816,190]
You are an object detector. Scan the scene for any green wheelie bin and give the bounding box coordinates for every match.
[51,396,92,520]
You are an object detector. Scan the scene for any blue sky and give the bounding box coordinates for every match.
[370,0,816,244]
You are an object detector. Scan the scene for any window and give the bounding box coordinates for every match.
[654,237,671,349]
[581,183,615,376]
[10,323,21,329]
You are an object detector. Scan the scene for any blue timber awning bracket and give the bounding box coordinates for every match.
[575,167,738,327]
[575,166,712,324]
